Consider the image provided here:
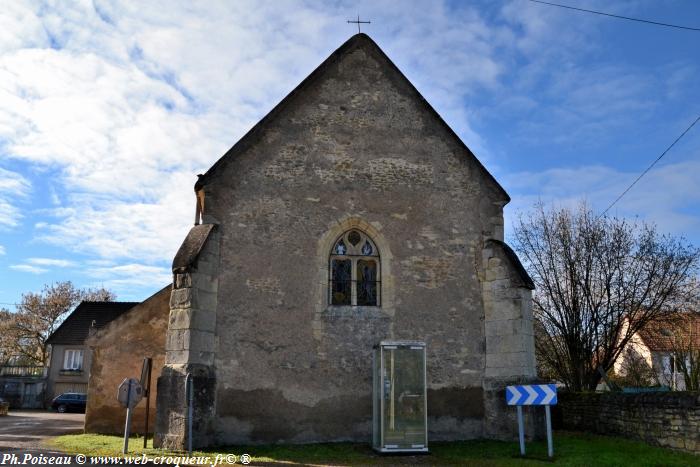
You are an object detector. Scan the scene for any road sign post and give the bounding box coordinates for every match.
[117,378,144,454]
[123,393,132,455]
[516,405,525,455]
[505,384,557,458]
[545,405,553,457]
[140,358,152,449]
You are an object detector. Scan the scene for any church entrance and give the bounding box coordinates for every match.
[372,341,428,453]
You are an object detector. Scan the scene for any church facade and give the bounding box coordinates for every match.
[154,33,536,448]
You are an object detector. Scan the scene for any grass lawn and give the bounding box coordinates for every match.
[47,431,698,466]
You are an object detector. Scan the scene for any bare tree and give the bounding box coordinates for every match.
[2,282,116,366]
[661,314,700,391]
[513,202,700,391]
[0,309,17,365]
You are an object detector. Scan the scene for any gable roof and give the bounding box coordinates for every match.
[46,301,138,346]
[194,33,509,203]
[637,313,700,352]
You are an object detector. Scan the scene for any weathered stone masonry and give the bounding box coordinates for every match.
[85,286,170,434]
[557,392,700,454]
[154,224,219,449]
[155,33,537,448]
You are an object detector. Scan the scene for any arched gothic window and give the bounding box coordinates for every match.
[329,229,380,306]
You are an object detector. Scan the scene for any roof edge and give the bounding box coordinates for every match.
[195,34,367,191]
[172,223,217,273]
[194,33,510,202]
[86,284,172,347]
[485,239,535,290]
[45,301,139,345]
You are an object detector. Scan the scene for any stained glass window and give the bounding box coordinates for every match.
[357,260,377,306]
[348,230,361,246]
[329,229,380,307]
[331,259,351,305]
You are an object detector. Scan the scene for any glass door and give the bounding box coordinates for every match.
[373,341,427,452]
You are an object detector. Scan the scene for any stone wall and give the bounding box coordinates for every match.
[205,37,508,446]
[558,392,700,454]
[85,286,170,434]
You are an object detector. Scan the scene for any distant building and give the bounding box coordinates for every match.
[0,364,46,409]
[615,313,700,390]
[46,301,137,401]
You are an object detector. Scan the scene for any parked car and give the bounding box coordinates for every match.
[50,393,87,413]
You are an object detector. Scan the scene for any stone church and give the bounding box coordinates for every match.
[154,33,536,448]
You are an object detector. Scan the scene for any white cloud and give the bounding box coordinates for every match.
[1,0,697,301]
[8,257,76,274]
[0,2,49,54]
[0,167,30,228]
[27,257,76,268]
[0,244,5,255]
[37,172,194,262]
[504,159,700,241]
[85,259,117,267]
[86,262,172,295]
[10,264,48,274]
[0,0,514,267]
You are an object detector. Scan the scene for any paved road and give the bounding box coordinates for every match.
[0,411,183,466]
[0,410,83,452]
[0,411,86,465]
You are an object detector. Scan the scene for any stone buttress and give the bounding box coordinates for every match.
[154,224,219,449]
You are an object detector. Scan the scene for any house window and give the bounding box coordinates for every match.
[662,354,682,374]
[63,349,83,370]
[329,229,380,306]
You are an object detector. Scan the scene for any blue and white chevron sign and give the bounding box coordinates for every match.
[506,384,557,406]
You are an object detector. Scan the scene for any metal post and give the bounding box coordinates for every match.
[545,405,553,458]
[143,358,152,449]
[389,350,395,431]
[122,382,133,454]
[516,405,525,456]
[379,346,384,449]
[186,373,193,455]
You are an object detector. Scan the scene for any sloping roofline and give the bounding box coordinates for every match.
[172,224,216,273]
[46,301,138,345]
[485,239,535,290]
[86,284,172,346]
[194,33,510,203]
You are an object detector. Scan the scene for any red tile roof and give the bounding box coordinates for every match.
[637,313,700,352]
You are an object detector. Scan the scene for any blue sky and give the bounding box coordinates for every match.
[1,0,699,308]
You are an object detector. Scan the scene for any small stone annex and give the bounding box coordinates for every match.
[154,33,537,449]
[85,286,170,434]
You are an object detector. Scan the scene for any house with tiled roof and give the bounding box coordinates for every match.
[614,313,700,390]
[45,301,137,402]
